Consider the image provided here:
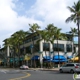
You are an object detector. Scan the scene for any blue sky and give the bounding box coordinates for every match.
[0,0,78,47]
[13,0,36,15]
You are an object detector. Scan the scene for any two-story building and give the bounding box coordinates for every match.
[20,32,78,67]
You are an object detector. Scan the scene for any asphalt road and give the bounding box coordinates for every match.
[0,69,74,80]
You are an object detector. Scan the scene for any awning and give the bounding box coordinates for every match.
[45,59,67,62]
[24,55,31,61]
[43,56,51,60]
[24,56,31,61]
[31,55,39,60]
[53,55,66,60]
[0,60,2,64]
[71,57,79,61]
[19,57,24,61]
[52,59,67,62]
[9,58,14,62]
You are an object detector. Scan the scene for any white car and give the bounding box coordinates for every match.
[20,65,29,70]
[59,63,80,73]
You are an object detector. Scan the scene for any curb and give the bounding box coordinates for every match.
[29,68,59,71]
[0,68,59,72]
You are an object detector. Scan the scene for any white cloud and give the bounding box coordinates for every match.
[0,0,42,46]
[26,0,77,31]
[0,0,78,46]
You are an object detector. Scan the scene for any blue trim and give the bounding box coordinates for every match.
[53,55,66,60]
[52,59,67,62]
[46,59,67,62]
[31,55,39,60]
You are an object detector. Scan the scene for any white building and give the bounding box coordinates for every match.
[20,33,78,65]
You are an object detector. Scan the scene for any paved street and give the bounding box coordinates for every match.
[0,69,74,80]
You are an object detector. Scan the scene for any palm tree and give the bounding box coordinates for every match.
[46,24,57,67]
[29,23,40,68]
[29,23,40,33]
[10,30,28,67]
[3,30,29,67]
[46,24,56,54]
[65,0,80,62]
[3,38,12,67]
[68,27,78,62]
[69,27,77,53]
[54,28,66,67]
[37,30,49,68]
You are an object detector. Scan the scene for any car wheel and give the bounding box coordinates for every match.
[70,69,74,73]
[59,69,63,73]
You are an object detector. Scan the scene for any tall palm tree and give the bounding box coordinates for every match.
[46,24,56,68]
[3,38,12,67]
[69,27,77,53]
[3,30,29,67]
[46,24,56,54]
[68,27,78,62]
[37,30,49,68]
[65,0,80,62]
[10,30,28,67]
[29,23,40,68]
[54,28,66,67]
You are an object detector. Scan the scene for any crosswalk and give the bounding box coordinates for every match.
[0,69,58,74]
[0,69,9,73]
[0,69,20,74]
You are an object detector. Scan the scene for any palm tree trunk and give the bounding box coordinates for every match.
[77,18,80,63]
[78,31,80,62]
[72,36,74,62]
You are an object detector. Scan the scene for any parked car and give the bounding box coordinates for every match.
[59,63,80,73]
[20,65,29,70]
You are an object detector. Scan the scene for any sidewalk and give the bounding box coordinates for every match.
[29,68,59,71]
[0,67,59,71]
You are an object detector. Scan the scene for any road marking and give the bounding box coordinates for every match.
[9,72,31,80]
[0,70,9,73]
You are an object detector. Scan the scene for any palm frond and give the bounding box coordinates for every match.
[67,6,75,13]
[65,14,76,23]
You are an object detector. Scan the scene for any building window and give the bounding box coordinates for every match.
[25,38,31,43]
[74,47,76,53]
[32,35,40,40]
[53,44,64,51]
[66,44,72,52]
[43,43,50,51]
[26,46,31,53]
[33,44,39,52]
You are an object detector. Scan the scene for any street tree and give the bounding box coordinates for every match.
[29,23,40,68]
[65,0,80,62]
